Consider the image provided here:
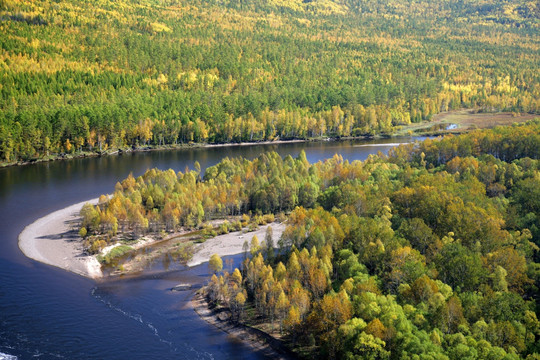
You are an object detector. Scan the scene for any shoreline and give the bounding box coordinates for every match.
[190,292,296,360]
[18,200,295,358]
[1,135,410,169]
[188,222,286,267]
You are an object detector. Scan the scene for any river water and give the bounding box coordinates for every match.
[0,138,424,359]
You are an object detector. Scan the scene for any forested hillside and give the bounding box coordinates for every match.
[84,122,540,358]
[1,0,539,163]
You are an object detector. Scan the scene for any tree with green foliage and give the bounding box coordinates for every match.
[209,254,223,274]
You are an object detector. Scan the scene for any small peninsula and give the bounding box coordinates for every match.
[18,198,286,279]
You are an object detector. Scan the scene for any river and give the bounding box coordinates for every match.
[0,137,424,359]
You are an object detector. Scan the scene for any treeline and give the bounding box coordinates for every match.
[196,121,539,359]
[1,0,539,162]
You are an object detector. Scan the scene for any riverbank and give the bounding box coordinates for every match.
[188,222,286,267]
[17,198,293,356]
[115,221,286,275]
[18,199,286,279]
[191,292,296,360]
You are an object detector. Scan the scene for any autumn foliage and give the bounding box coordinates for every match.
[193,122,540,358]
[1,0,539,163]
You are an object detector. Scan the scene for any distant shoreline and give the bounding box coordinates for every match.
[2,134,413,169]
[1,138,316,168]
[3,110,536,169]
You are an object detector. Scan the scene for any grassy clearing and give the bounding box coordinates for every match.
[395,110,538,136]
[98,245,133,265]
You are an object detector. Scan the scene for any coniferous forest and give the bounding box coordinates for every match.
[1,0,539,163]
[84,122,540,359]
[3,0,540,357]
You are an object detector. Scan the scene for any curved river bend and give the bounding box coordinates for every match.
[0,138,424,359]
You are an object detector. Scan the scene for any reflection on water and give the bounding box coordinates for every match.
[0,137,425,359]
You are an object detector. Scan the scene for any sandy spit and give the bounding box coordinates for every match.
[18,199,103,279]
[18,197,287,279]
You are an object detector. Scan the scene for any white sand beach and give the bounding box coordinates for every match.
[18,199,103,279]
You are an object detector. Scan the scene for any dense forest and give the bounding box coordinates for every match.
[1,0,539,163]
[83,122,540,358]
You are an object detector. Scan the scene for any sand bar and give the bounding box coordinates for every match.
[19,198,287,279]
[188,222,286,267]
[19,199,103,279]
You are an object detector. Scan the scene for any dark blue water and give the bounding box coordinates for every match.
[0,138,424,359]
